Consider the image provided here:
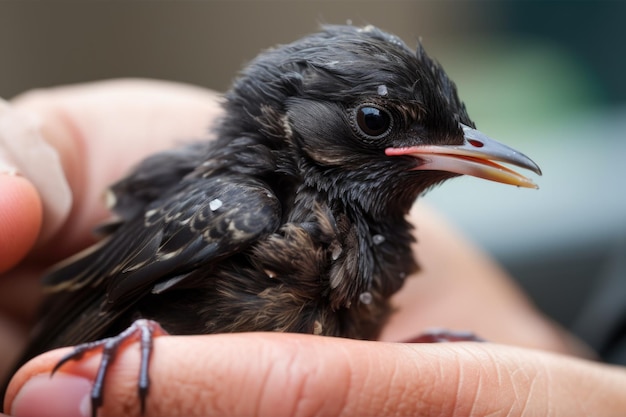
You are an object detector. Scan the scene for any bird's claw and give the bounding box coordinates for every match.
[51,319,167,417]
[403,329,485,343]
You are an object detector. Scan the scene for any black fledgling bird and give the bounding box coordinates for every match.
[7,25,541,415]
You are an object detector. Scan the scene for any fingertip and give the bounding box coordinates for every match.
[9,373,91,417]
[6,334,356,417]
[0,175,43,273]
[3,348,70,416]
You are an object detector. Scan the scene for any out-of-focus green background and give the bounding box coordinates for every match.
[1,1,624,361]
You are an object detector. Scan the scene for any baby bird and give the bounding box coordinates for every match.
[8,25,541,416]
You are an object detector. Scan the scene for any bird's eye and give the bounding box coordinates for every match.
[354,105,393,139]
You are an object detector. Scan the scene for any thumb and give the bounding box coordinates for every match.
[0,175,42,273]
[5,333,626,417]
[0,98,72,254]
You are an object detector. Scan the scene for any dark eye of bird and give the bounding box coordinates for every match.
[354,105,393,139]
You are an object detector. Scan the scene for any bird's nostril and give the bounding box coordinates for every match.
[468,139,484,148]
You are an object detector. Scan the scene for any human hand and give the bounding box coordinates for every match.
[0,79,222,381]
[6,333,626,417]
[3,79,624,417]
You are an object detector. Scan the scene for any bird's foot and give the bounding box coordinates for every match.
[403,329,485,343]
[51,319,167,417]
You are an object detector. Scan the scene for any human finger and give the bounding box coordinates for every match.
[0,175,42,273]
[0,174,43,378]
[10,79,222,259]
[6,333,626,417]
[0,80,222,380]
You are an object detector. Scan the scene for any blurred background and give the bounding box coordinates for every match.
[1,1,624,363]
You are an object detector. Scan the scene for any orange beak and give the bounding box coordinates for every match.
[386,124,542,189]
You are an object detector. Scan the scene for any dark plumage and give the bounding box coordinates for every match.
[4,25,541,414]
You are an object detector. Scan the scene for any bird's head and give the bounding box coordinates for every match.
[223,25,541,217]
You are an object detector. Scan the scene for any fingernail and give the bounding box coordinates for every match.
[11,373,91,417]
[0,155,19,176]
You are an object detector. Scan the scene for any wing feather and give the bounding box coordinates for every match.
[40,175,281,332]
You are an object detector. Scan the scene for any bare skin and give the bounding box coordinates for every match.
[1,79,624,417]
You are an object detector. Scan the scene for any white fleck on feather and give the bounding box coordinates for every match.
[209,198,223,211]
[330,242,342,261]
[104,189,117,209]
[313,320,323,335]
[359,291,373,305]
[372,234,385,245]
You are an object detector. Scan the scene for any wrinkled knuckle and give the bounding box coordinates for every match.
[377,360,412,415]
[410,345,528,417]
[254,342,351,417]
[457,346,546,417]
[257,345,322,416]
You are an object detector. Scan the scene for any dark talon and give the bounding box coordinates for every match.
[50,319,167,417]
[138,322,155,415]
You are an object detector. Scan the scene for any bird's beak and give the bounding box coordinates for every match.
[385,124,542,188]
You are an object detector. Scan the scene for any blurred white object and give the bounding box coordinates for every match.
[0,98,72,243]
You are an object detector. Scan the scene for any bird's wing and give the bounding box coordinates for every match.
[94,142,214,235]
[43,175,282,308]
[11,176,280,363]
